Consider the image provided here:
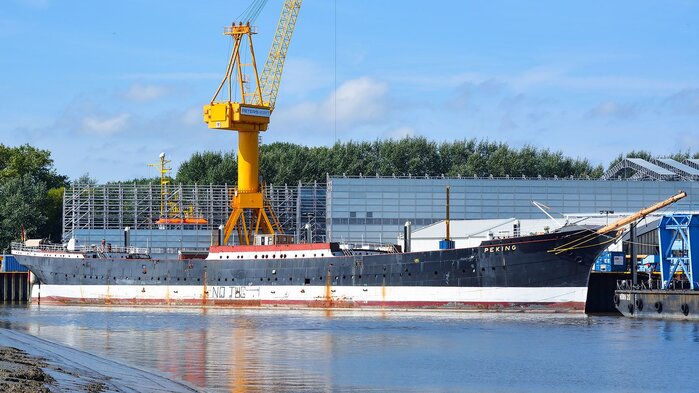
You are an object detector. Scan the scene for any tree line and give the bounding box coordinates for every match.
[176,138,610,185]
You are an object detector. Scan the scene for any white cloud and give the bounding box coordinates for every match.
[182,107,202,125]
[665,88,699,115]
[390,66,693,95]
[450,78,506,110]
[587,101,639,120]
[327,77,388,123]
[275,76,390,131]
[123,84,169,102]
[82,114,130,135]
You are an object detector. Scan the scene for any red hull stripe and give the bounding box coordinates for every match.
[210,243,332,253]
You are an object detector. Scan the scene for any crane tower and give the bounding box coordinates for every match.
[203,0,302,245]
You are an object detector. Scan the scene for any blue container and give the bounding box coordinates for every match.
[594,251,626,272]
[1,255,29,273]
[439,239,455,250]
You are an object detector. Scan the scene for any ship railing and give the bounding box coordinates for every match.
[11,242,65,253]
[10,241,149,255]
[617,278,692,291]
[340,242,401,254]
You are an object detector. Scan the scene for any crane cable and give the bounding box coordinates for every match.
[238,0,269,24]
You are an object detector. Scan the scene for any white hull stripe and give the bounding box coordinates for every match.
[33,285,587,306]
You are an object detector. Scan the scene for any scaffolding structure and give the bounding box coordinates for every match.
[63,182,326,247]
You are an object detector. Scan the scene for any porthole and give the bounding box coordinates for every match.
[225,278,228,281]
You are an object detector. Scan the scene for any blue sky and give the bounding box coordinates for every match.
[1,0,698,182]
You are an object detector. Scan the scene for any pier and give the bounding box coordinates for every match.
[0,272,30,302]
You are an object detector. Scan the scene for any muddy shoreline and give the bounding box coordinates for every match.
[0,328,199,392]
[0,346,55,393]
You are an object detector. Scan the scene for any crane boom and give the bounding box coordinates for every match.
[255,0,302,109]
[595,191,687,234]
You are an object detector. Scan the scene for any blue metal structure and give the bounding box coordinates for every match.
[0,255,29,272]
[658,215,699,289]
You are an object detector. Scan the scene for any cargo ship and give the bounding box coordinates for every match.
[11,193,685,311]
[12,226,610,311]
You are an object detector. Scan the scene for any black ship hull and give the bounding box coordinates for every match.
[13,227,611,311]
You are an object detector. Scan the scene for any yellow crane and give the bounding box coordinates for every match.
[203,0,302,245]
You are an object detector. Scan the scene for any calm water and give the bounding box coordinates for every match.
[0,305,698,392]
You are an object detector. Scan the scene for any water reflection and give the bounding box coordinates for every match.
[0,306,698,392]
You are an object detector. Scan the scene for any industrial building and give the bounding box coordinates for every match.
[63,158,699,248]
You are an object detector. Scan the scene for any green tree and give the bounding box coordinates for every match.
[0,144,66,188]
[0,144,67,249]
[176,151,237,184]
[0,175,48,251]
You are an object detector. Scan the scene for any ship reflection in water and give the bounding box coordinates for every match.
[2,305,699,392]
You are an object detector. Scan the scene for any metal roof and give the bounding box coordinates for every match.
[601,158,678,181]
[654,158,699,180]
